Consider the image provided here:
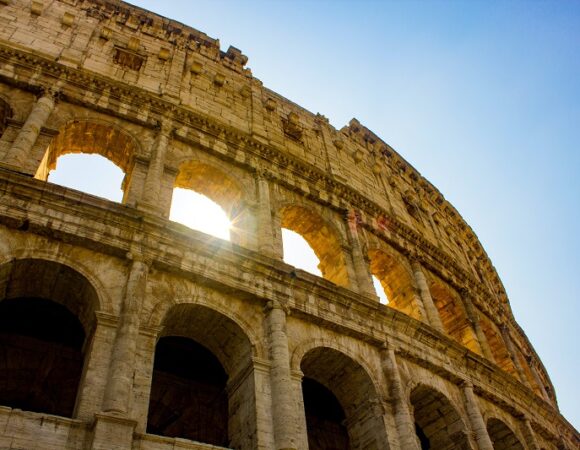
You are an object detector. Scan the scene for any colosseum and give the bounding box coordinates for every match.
[0,0,577,449]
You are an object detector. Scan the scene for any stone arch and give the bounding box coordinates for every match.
[298,344,390,449]
[146,302,258,449]
[172,158,254,245]
[479,316,519,377]
[290,338,384,391]
[0,258,101,331]
[0,242,113,315]
[145,290,263,362]
[409,383,471,450]
[279,203,350,287]
[368,245,423,319]
[0,258,100,419]
[427,273,481,354]
[35,119,140,200]
[0,95,13,137]
[487,418,525,450]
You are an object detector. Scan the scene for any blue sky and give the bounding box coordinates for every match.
[54,0,579,428]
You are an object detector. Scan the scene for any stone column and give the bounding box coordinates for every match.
[520,416,540,450]
[264,300,299,450]
[380,346,420,450]
[256,172,282,259]
[346,209,376,298]
[462,381,494,450]
[526,356,551,401]
[139,119,172,213]
[411,260,444,332]
[102,255,149,414]
[500,325,528,385]
[3,89,56,171]
[74,312,118,421]
[462,290,494,361]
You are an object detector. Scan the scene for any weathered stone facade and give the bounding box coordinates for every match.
[0,1,577,449]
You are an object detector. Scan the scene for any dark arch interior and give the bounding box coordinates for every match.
[0,297,85,417]
[302,377,349,450]
[147,336,229,447]
[416,422,430,450]
[487,418,524,450]
[410,385,468,450]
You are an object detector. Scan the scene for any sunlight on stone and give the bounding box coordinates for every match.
[170,188,231,240]
[282,228,322,276]
[372,275,389,305]
[48,154,124,202]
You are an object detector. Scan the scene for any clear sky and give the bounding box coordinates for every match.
[51,0,579,429]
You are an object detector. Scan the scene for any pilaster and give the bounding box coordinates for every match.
[346,209,378,298]
[2,88,57,173]
[138,117,173,215]
[381,346,420,450]
[461,381,494,450]
[264,300,300,450]
[102,255,150,414]
[411,260,445,332]
[462,290,495,361]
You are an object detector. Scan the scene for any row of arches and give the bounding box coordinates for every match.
[0,257,536,449]
[0,106,543,395]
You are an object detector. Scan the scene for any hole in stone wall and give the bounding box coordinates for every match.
[280,205,350,287]
[169,188,231,240]
[410,384,469,450]
[0,297,85,417]
[372,274,389,304]
[46,153,125,202]
[428,275,481,354]
[415,422,430,450]
[36,121,137,202]
[368,249,421,318]
[147,336,228,447]
[302,377,349,450]
[487,418,524,450]
[282,228,321,276]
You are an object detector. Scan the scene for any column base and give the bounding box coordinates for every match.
[90,412,137,450]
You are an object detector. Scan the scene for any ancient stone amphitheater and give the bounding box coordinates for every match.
[0,1,577,449]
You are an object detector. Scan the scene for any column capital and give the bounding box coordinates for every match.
[156,116,174,136]
[460,379,474,390]
[459,286,472,298]
[36,85,61,101]
[264,299,289,315]
[125,250,153,268]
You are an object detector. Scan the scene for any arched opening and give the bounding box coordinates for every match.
[172,161,245,244]
[147,336,228,446]
[372,274,389,304]
[410,384,470,450]
[147,304,255,449]
[428,275,481,354]
[302,377,349,450]
[479,317,518,377]
[281,205,350,287]
[487,418,524,450]
[0,97,13,137]
[0,259,99,418]
[35,121,137,203]
[46,154,125,202]
[282,228,322,276]
[300,347,389,449]
[170,188,231,240]
[368,248,422,317]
